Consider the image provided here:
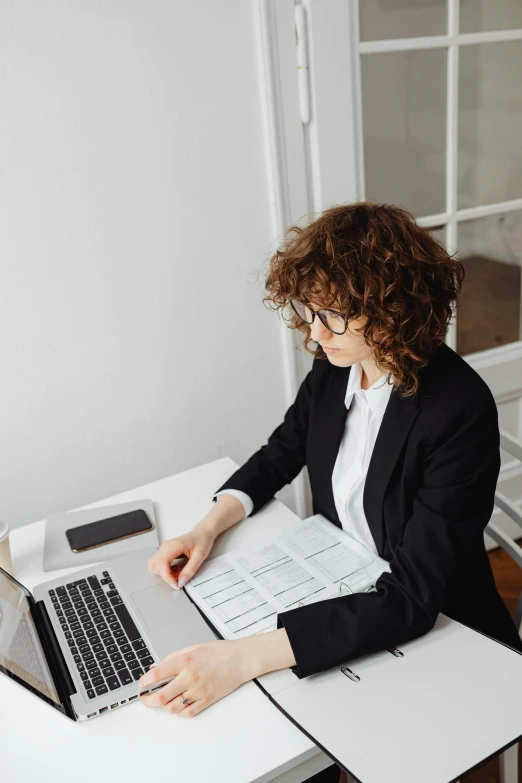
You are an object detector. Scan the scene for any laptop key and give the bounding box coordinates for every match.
[90,667,101,678]
[92,676,104,687]
[100,630,111,639]
[116,637,128,647]
[107,589,118,598]
[87,689,96,699]
[87,629,98,638]
[106,644,118,654]
[124,652,136,662]
[107,676,121,691]
[137,649,150,660]
[100,601,110,611]
[86,660,98,669]
[110,652,122,662]
[95,684,108,696]
[103,571,110,577]
[113,629,124,638]
[82,651,94,661]
[109,622,121,632]
[82,621,94,630]
[73,629,85,638]
[79,644,90,654]
[102,666,115,678]
[76,636,88,647]
[80,672,89,681]
[110,596,123,606]
[87,576,101,591]
[70,646,78,655]
[105,613,117,624]
[77,663,85,672]
[96,622,107,631]
[114,660,126,671]
[64,632,72,640]
[67,639,76,648]
[92,643,104,653]
[131,668,144,681]
[128,659,141,670]
[83,680,92,690]
[56,586,67,596]
[117,668,133,685]
[70,622,81,631]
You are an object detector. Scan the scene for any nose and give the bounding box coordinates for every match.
[310,313,330,343]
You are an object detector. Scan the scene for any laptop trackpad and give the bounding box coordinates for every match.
[130,583,193,632]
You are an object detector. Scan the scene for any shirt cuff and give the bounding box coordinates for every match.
[213,489,253,519]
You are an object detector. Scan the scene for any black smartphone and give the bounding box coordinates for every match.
[65,509,154,553]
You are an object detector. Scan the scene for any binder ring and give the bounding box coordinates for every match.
[341,666,360,682]
[338,581,352,595]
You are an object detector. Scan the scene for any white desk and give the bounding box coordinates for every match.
[1,458,333,783]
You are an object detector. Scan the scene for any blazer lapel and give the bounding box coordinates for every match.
[363,386,420,556]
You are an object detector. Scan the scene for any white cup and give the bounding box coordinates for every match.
[0,518,13,576]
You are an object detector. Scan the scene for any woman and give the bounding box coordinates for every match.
[139,203,522,783]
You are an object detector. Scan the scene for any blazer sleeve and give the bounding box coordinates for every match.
[276,389,501,678]
[211,360,316,516]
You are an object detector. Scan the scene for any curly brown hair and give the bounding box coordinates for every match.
[262,201,465,399]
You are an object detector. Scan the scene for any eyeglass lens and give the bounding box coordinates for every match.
[291,299,346,334]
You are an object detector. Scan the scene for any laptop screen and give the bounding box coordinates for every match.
[0,567,62,709]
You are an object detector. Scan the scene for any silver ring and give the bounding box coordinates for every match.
[181,695,190,705]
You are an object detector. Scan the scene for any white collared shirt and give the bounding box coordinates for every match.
[215,361,394,555]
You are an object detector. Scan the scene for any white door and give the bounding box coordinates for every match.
[256,0,522,539]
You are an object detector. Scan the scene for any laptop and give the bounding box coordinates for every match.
[0,546,216,721]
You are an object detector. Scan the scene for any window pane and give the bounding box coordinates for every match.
[429,225,446,247]
[460,0,522,33]
[458,41,522,209]
[361,49,446,216]
[456,212,522,356]
[359,0,447,41]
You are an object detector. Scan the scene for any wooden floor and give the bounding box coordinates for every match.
[460,542,522,783]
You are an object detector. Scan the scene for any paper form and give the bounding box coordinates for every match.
[184,514,391,641]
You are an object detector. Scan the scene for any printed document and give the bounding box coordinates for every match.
[184,514,391,640]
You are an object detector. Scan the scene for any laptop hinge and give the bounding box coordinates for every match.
[33,599,77,715]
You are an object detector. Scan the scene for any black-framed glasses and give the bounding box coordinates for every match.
[289,299,348,335]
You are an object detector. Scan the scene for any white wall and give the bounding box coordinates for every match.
[0,1,291,528]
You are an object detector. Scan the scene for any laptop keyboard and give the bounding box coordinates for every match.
[48,570,155,700]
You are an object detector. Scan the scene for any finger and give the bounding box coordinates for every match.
[177,548,206,588]
[140,671,190,708]
[165,691,202,715]
[177,698,206,717]
[139,653,186,689]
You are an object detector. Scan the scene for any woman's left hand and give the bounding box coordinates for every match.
[138,638,255,717]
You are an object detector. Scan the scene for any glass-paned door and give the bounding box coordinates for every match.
[304,0,522,360]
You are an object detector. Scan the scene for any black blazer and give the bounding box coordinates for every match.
[212,343,522,677]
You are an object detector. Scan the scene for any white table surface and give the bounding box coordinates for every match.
[1,457,333,783]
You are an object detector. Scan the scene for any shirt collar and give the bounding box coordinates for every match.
[345,361,394,419]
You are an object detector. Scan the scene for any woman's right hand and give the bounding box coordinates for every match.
[147,527,216,590]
